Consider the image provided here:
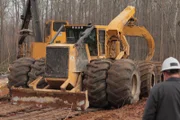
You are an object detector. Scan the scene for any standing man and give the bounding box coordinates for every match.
[143,57,180,120]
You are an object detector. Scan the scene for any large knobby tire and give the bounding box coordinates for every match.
[138,61,156,98]
[107,59,141,108]
[28,58,45,86]
[8,57,35,88]
[83,59,111,108]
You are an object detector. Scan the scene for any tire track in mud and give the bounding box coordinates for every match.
[67,99,146,120]
[0,97,147,120]
[0,100,99,120]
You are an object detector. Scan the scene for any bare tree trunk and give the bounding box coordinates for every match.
[0,0,4,63]
[45,0,48,21]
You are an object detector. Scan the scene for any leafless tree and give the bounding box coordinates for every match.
[1,0,180,68]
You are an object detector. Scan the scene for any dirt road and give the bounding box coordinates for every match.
[0,75,146,120]
[0,98,146,120]
[68,99,146,120]
[0,99,98,120]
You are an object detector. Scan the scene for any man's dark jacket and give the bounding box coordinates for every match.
[143,77,180,120]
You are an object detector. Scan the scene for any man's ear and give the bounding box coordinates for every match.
[162,72,168,81]
[178,72,180,76]
[161,73,164,82]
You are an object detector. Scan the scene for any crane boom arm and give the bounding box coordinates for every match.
[18,0,43,58]
[106,6,135,59]
[106,6,135,36]
[18,0,31,45]
[19,0,42,44]
[105,6,155,61]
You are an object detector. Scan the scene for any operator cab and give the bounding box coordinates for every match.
[65,25,99,56]
[65,25,93,44]
[45,20,68,43]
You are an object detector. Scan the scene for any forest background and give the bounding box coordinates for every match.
[0,0,180,72]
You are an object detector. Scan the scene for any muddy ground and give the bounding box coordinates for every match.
[0,76,147,120]
[67,99,146,120]
[0,98,146,120]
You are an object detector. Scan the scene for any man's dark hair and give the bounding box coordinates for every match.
[164,69,180,75]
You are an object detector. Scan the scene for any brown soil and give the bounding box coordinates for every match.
[0,76,147,120]
[0,100,84,120]
[0,98,146,120]
[68,98,146,120]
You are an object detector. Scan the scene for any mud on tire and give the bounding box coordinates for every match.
[83,59,111,108]
[8,57,35,88]
[138,61,156,98]
[107,59,141,108]
[28,58,45,86]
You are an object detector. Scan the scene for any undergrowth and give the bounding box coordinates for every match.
[0,61,9,74]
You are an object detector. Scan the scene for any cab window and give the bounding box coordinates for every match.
[53,22,67,32]
[66,27,87,44]
[84,29,97,56]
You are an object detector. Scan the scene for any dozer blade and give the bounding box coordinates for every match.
[11,87,89,110]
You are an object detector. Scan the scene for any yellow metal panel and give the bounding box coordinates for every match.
[51,31,66,43]
[94,25,107,29]
[105,6,135,59]
[30,42,47,59]
[106,6,135,34]
[85,44,91,62]
[120,35,130,58]
[45,20,68,43]
[69,45,76,72]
